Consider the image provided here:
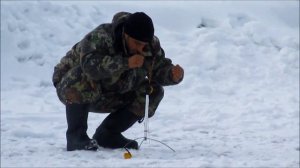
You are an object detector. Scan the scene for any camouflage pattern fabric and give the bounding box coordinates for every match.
[52,12,182,117]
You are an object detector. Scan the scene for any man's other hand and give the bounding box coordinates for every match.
[171,64,184,83]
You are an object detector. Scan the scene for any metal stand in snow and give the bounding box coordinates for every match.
[123,94,175,154]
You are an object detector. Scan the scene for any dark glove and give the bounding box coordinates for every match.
[139,79,157,95]
[145,84,154,95]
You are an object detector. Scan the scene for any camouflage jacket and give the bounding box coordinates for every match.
[53,12,182,104]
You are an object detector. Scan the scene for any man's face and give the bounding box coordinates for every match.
[124,33,147,55]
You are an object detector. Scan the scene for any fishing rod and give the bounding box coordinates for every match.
[123,87,175,159]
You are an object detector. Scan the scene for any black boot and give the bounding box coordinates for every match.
[92,109,140,149]
[66,104,99,151]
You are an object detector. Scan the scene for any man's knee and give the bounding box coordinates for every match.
[151,84,164,100]
[127,84,164,118]
[148,84,164,117]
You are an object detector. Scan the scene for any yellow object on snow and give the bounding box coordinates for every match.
[123,152,132,159]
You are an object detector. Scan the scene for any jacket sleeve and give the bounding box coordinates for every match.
[151,37,183,86]
[79,25,129,81]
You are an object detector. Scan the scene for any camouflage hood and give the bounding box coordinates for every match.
[111,12,131,33]
[111,12,130,53]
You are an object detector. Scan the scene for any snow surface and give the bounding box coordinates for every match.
[1,1,299,167]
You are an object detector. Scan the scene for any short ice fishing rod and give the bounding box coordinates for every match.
[123,82,175,159]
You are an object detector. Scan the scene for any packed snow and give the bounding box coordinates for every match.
[1,1,299,167]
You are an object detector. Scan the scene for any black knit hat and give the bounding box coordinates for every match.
[124,12,154,42]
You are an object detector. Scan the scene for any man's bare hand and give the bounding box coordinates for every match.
[171,64,184,83]
[128,54,144,68]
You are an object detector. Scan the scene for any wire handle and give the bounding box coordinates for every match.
[123,137,176,153]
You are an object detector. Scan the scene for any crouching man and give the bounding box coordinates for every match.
[52,12,184,151]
